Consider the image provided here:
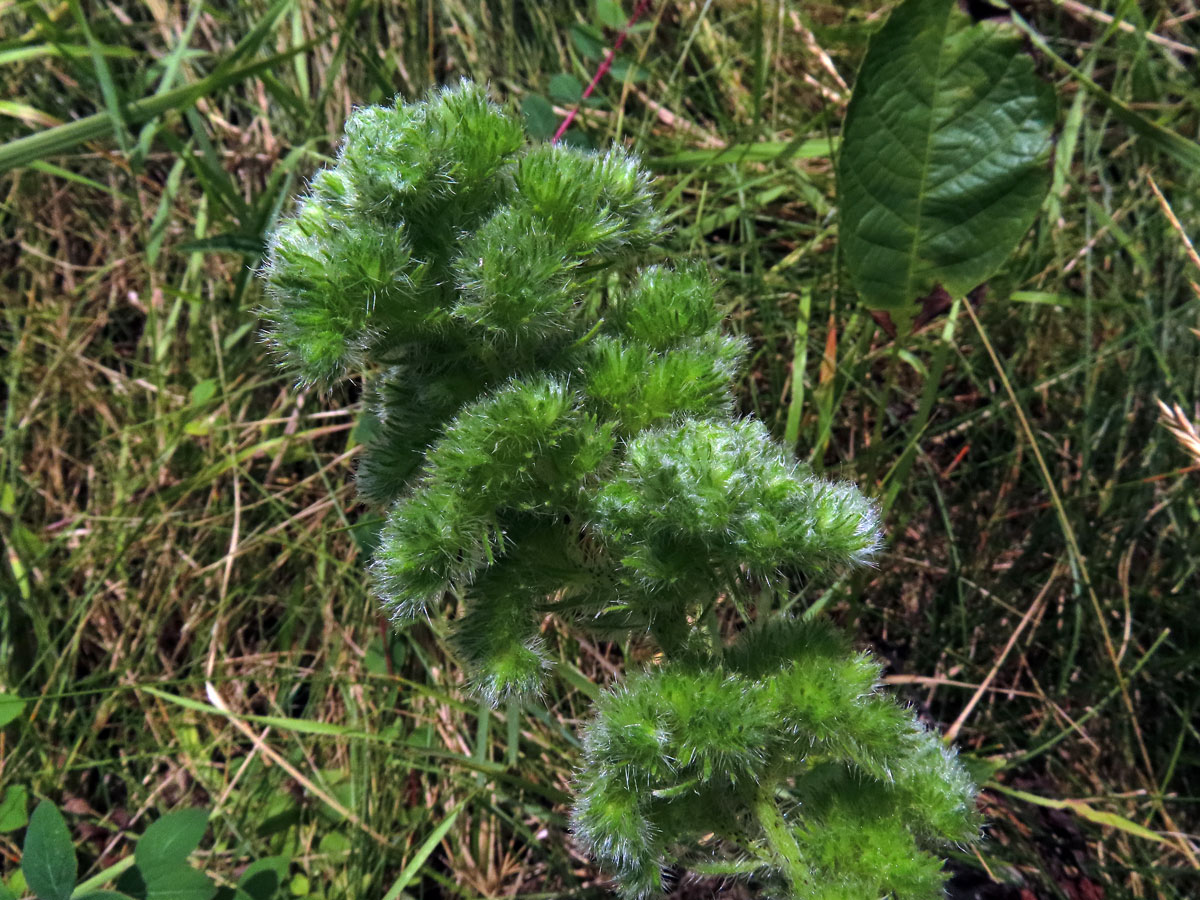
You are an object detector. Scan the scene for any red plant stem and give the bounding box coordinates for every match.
[551,0,655,144]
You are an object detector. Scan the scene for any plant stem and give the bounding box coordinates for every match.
[70,855,136,897]
[650,612,690,657]
[881,296,962,513]
[753,780,808,894]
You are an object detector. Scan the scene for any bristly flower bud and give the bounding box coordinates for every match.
[260,80,975,899]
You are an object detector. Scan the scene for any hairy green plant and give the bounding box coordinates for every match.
[260,81,978,899]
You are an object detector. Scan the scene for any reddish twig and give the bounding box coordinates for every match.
[552,0,655,144]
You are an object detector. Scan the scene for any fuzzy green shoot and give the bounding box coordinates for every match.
[260,80,977,899]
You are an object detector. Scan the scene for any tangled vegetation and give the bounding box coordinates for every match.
[2,1,1197,898]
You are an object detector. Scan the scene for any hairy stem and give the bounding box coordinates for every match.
[649,611,690,657]
[753,779,808,895]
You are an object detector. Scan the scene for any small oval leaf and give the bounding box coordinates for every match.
[0,693,27,728]
[837,0,1056,317]
[0,785,29,833]
[521,94,558,140]
[595,0,626,29]
[190,379,217,407]
[570,23,605,60]
[547,73,583,106]
[22,801,76,900]
[235,856,289,900]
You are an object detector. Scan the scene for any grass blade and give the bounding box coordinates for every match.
[382,797,472,900]
[989,784,1169,846]
[67,0,131,156]
[0,41,319,174]
[1011,9,1200,171]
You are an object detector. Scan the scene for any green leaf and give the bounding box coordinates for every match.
[520,94,558,140]
[67,0,131,157]
[570,23,605,60]
[114,863,147,897]
[0,786,29,832]
[135,809,209,880]
[139,686,382,738]
[595,0,626,29]
[76,893,137,900]
[316,831,350,855]
[0,884,16,900]
[0,44,137,66]
[144,868,216,900]
[30,160,134,200]
[190,379,217,407]
[350,516,383,557]
[608,58,649,83]
[22,801,76,900]
[234,856,289,900]
[837,0,1055,316]
[0,693,26,727]
[547,73,583,106]
[559,128,593,151]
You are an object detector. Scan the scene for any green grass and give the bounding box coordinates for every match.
[1,1,1198,897]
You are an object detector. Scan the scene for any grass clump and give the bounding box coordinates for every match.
[2,2,1198,897]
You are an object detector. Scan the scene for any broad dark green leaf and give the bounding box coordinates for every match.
[837,0,1055,316]
[135,809,209,877]
[350,516,384,557]
[114,862,147,897]
[22,801,76,900]
[144,868,216,900]
[558,128,594,151]
[76,892,137,900]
